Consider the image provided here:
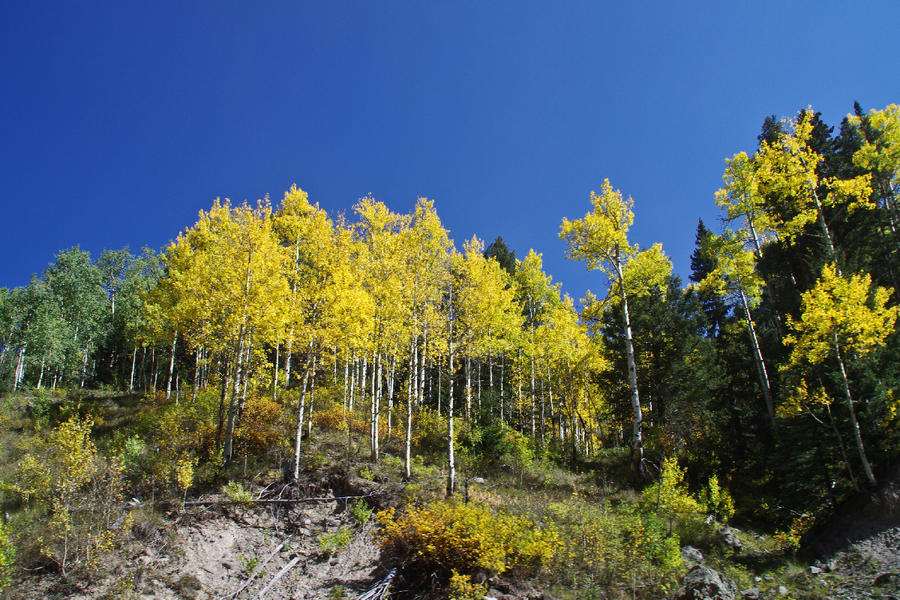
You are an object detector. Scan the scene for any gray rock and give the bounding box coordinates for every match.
[809,565,822,575]
[718,526,743,551]
[777,585,789,596]
[681,545,705,564]
[740,588,759,600]
[675,565,738,600]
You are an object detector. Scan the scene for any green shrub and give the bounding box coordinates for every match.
[412,411,448,456]
[9,415,124,577]
[641,456,703,533]
[222,481,254,505]
[318,527,352,555]
[546,497,683,593]
[699,474,735,522]
[0,520,14,591]
[350,498,373,525]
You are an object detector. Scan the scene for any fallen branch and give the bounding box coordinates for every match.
[184,492,374,507]
[253,555,302,599]
[357,568,397,600]
[220,534,294,600]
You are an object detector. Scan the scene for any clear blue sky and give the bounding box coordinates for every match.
[2,2,898,301]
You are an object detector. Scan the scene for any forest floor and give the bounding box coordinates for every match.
[2,391,899,600]
[12,470,392,600]
[10,471,899,600]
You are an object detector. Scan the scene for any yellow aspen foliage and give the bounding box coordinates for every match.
[783,263,897,486]
[849,104,900,187]
[0,521,13,591]
[376,500,561,578]
[785,264,897,368]
[11,416,124,577]
[755,108,872,252]
[641,456,702,530]
[715,151,776,254]
[560,179,671,483]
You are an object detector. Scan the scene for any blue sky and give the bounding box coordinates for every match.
[2,2,898,301]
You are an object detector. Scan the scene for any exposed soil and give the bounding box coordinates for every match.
[9,473,391,600]
[801,465,900,600]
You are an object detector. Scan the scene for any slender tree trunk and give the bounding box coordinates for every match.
[285,326,294,388]
[477,358,482,415]
[405,334,415,480]
[223,332,245,465]
[349,355,356,412]
[738,288,776,430]
[489,352,493,415]
[273,342,280,400]
[216,358,230,451]
[13,345,25,391]
[370,349,377,459]
[152,346,158,393]
[292,360,312,480]
[387,355,395,437]
[371,350,382,461]
[465,356,472,422]
[129,345,137,393]
[447,293,455,497]
[37,355,45,389]
[499,354,505,423]
[238,335,252,419]
[308,352,316,439]
[360,356,368,416]
[192,346,201,403]
[825,401,860,492]
[343,356,349,414]
[530,356,536,438]
[834,337,877,486]
[419,326,427,411]
[166,331,178,400]
[618,264,645,485]
[79,346,89,388]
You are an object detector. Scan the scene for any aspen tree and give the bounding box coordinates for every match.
[756,109,873,270]
[560,180,671,483]
[699,230,776,428]
[848,105,900,256]
[781,264,897,486]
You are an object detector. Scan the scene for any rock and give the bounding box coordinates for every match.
[809,565,822,575]
[740,588,760,599]
[675,565,738,600]
[875,572,900,586]
[681,545,705,564]
[718,526,743,551]
[777,585,788,596]
[472,477,486,484]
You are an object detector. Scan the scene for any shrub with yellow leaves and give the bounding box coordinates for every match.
[10,415,124,577]
[377,499,561,580]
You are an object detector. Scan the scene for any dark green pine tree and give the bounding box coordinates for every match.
[484,236,517,276]
[689,219,728,338]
